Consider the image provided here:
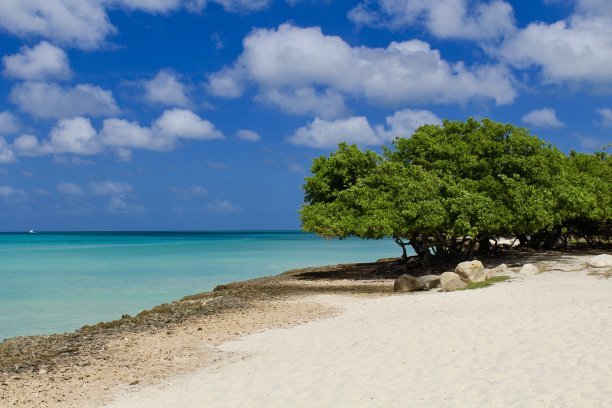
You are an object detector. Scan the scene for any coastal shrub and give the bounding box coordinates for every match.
[301,118,611,263]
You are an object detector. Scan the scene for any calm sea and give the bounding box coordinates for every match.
[0,231,400,341]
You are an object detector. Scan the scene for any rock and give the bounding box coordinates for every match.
[488,263,511,277]
[473,269,490,282]
[586,254,612,268]
[519,263,540,276]
[492,263,509,273]
[455,260,485,282]
[393,275,425,292]
[440,272,467,291]
[418,275,441,290]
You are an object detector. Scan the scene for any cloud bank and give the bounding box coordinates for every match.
[207,23,517,116]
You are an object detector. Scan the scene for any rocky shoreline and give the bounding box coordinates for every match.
[1,248,610,407]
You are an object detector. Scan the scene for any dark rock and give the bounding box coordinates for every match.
[418,275,441,290]
[393,275,425,292]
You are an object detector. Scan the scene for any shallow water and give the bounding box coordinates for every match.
[0,231,400,340]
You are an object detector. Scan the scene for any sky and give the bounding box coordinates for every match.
[0,0,610,231]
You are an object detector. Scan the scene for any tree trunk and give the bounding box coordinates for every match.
[393,237,409,263]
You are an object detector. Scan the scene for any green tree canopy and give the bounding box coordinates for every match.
[301,119,611,262]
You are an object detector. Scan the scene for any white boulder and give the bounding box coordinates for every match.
[440,272,467,291]
[488,263,510,277]
[455,260,487,282]
[586,254,612,268]
[519,263,540,276]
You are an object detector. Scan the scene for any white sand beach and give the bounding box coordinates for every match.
[103,255,612,408]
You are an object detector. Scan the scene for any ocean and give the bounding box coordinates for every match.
[0,231,400,341]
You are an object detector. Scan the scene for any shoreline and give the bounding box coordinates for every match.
[1,248,611,407]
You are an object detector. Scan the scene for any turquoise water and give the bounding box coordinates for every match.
[0,231,400,341]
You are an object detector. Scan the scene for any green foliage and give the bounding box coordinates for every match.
[461,276,512,290]
[303,142,381,204]
[301,118,612,261]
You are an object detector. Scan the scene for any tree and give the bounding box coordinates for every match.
[301,118,611,263]
[303,142,381,204]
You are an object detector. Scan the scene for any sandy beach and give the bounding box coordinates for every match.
[103,254,612,407]
[2,252,612,407]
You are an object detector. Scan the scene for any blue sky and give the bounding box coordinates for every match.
[0,0,610,231]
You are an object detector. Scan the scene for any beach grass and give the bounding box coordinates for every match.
[462,275,511,290]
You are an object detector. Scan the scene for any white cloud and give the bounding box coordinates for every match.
[143,69,190,106]
[110,0,185,13]
[596,108,612,127]
[576,134,609,150]
[53,155,96,166]
[0,185,26,199]
[15,117,101,156]
[206,198,240,214]
[33,188,50,195]
[0,101,220,161]
[188,186,207,196]
[289,108,441,149]
[98,109,224,152]
[172,185,208,198]
[498,4,612,87]
[375,108,443,140]
[152,108,223,140]
[56,182,85,195]
[256,87,348,119]
[212,0,271,12]
[99,119,158,150]
[236,129,261,142]
[0,1,114,49]
[576,0,612,16]
[12,135,40,155]
[47,117,101,154]
[3,41,71,81]
[347,1,612,90]
[10,82,120,119]
[521,108,565,128]
[105,195,143,214]
[0,111,20,134]
[287,162,305,173]
[56,178,141,213]
[348,0,516,41]
[289,116,379,149]
[211,32,225,50]
[89,181,133,196]
[0,1,268,50]
[0,137,18,164]
[206,67,245,98]
[208,24,516,107]
[113,148,132,162]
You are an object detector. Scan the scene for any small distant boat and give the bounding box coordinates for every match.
[28,229,37,234]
